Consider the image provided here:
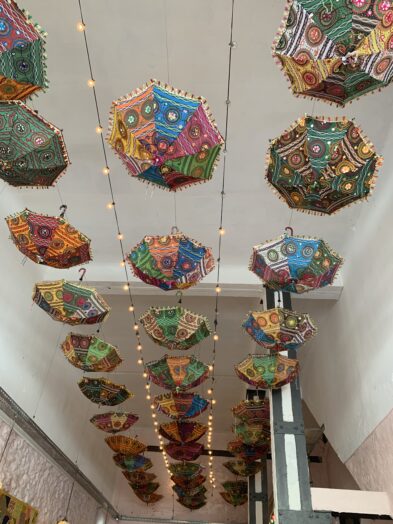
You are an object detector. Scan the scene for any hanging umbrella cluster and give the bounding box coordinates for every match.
[220,480,248,507]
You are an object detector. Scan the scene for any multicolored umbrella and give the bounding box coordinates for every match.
[232,399,270,424]
[6,209,91,268]
[123,471,157,485]
[134,492,163,504]
[61,333,122,372]
[140,306,211,350]
[159,422,207,443]
[273,0,393,106]
[266,115,382,214]
[128,231,214,291]
[235,354,299,389]
[78,377,132,406]
[250,233,343,294]
[243,307,316,351]
[171,474,206,490]
[227,439,269,462]
[105,436,146,455]
[224,460,263,477]
[33,280,110,325]
[173,485,207,498]
[177,494,206,510]
[146,356,209,391]
[113,454,152,472]
[0,101,69,187]
[222,480,248,496]
[165,443,204,462]
[169,463,204,479]
[130,482,160,495]
[108,79,223,191]
[233,423,270,446]
[154,392,209,420]
[90,412,138,434]
[220,492,248,507]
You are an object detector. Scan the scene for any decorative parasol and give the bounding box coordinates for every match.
[232,399,270,424]
[134,492,163,504]
[108,79,223,191]
[235,354,299,389]
[130,482,160,495]
[113,454,152,472]
[33,280,110,325]
[233,423,270,446]
[61,333,122,372]
[171,475,206,490]
[220,492,248,507]
[159,422,207,443]
[128,230,214,291]
[146,356,209,391]
[154,392,209,420]
[0,101,69,187]
[169,463,204,479]
[227,439,269,462]
[177,494,206,510]
[164,442,204,462]
[140,306,211,350]
[222,480,248,496]
[266,115,382,214]
[6,208,91,268]
[250,232,342,294]
[223,460,263,477]
[273,0,393,106]
[90,412,138,434]
[122,471,156,485]
[173,485,207,498]
[78,377,132,406]
[105,436,146,455]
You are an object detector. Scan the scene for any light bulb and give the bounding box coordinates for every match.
[213,334,219,341]
[154,421,158,426]
[209,414,213,420]
[76,21,85,31]
[208,365,213,372]
[150,403,154,409]
[146,394,151,400]
[152,413,156,418]
[143,372,148,379]
[117,233,124,240]
[208,421,212,427]
[207,388,213,395]
[154,427,158,432]
[215,285,221,293]
[219,227,225,236]
[120,260,125,267]
[96,125,103,134]
[145,384,150,390]
[137,344,142,351]
[128,305,134,312]
[213,484,216,488]
[123,284,128,291]
[137,358,143,365]
[208,450,212,455]
[133,324,138,331]
[106,202,113,210]
[87,78,96,88]
[212,399,217,405]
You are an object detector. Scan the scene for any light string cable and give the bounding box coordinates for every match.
[207,0,236,492]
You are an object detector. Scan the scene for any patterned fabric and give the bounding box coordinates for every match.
[242,308,317,351]
[90,412,139,433]
[145,355,209,391]
[222,480,248,496]
[250,234,342,293]
[233,423,270,446]
[133,492,163,504]
[33,280,110,325]
[235,354,299,389]
[266,116,382,214]
[159,421,207,443]
[164,442,204,461]
[227,439,269,462]
[105,436,146,455]
[177,494,206,509]
[113,454,152,472]
[169,462,204,478]
[273,0,393,106]
[129,232,215,291]
[140,306,211,350]
[0,489,38,523]
[232,399,270,424]
[0,102,69,187]
[6,209,91,268]
[78,377,132,406]
[122,471,157,485]
[220,492,248,507]
[130,482,160,494]
[108,79,223,191]
[0,1,47,101]
[61,333,122,372]
[171,474,206,490]
[153,392,209,420]
[223,460,263,477]
[173,484,207,498]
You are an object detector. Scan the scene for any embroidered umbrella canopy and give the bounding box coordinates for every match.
[33,280,110,325]
[108,79,223,191]
[173,485,207,498]
[222,480,248,496]
[250,233,342,294]
[227,439,269,463]
[165,443,204,462]
[224,460,263,477]
[242,307,316,351]
[154,392,209,420]
[140,306,211,350]
[220,492,248,507]
[130,482,160,495]
[123,471,156,485]
[169,463,204,479]
[78,377,132,406]
[146,356,209,391]
[171,474,206,490]
[90,412,138,434]
[159,422,207,443]
[233,423,270,446]
[134,492,163,504]
[235,354,299,389]
[113,454,153,472]
[61,333,122,372]
[128,231,214,291]
[105,436,146,455]
[232,399,270,424]
[273,0,393,106]
[0,102,69,187]
[177,494,206,510]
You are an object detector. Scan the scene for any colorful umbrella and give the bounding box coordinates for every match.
[159,422,207,443]
[146,356,209,391]
[140,306,211,350]
[0,101,69,187]
[250,233,342,294]
[273,0,393,106]
[90,412,138,434]
[134,492,163,504]
[220,492,248,507]
[6,209,91,268]
[78,377,132,406]
[177,494,206,510]
[169,463,204,479]
[128,231,214,291]
[233,423,270,446]
[113,454,152,472]
[171,475,206,490]
[154,392,209,420]
[108,79,223,191]
[222,480,248,496]
[130,482,160,495]
[232,399,270,424]
[224,460,263,477]
[243,307,316,351]
[164,443,204,462]
[173,485,207,498]
[266,116,382,215]
[105,436,146,455]
[227,439,269,462]
[123,471,156,485]
[33,280,110,325]
[235,354,299,389]
[61,333,122,372]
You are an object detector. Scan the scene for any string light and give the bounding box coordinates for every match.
[106,202,114,210]
[219,227,226,236]
[87,78,95,88]
[128,305,134,312]
[213,333,219,341]
[96,125,103,134]
[76,21,85,31]
[102,166,110,175]
[215,285,221,293]
[120,260,125,267]
[117,233,124,240]
[137,344,142,351]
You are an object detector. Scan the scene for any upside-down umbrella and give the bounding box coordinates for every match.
[140,306,211,350]
[220,492,248,507]
[232,399,270,424]
[250,233,342,294]
[134,492,163,504]
[222,480,248,496]
[233,423,270,446]
[171,474,206,490]
[266,116,382,214]
[235,354,299,389]
[227,439,269,462]
[169,463,204,479]
[154,392,209,420]
[105,436,146,455]
[90,412,139,434]
[0,101,69,187]
[130,482,160,495]
[78,378,132,406]
[108,79,223,191]
[243,307,316,351]
[33,280,110,324]
[61,333,122,372]
[6,209,91,268]
[146,356,209,391]
[159,422,207,443]
[173,485,207,498]
[177,494,206,510]
[128,231,214,291]
[113,454,152,472]
[273,0,393,106]
[123,471,156,487]
[224,460,263,477]
[165,443,204,462]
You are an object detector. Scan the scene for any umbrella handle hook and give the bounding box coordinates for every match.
[79,267,87,281]
[59,204,68,218]
[176,291,183,304]
[171,226,179,235]
[285,226,294,236]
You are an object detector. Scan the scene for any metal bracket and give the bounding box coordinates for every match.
[273,421,305,435]
[277,510,332,523]
[249,493,268,503]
